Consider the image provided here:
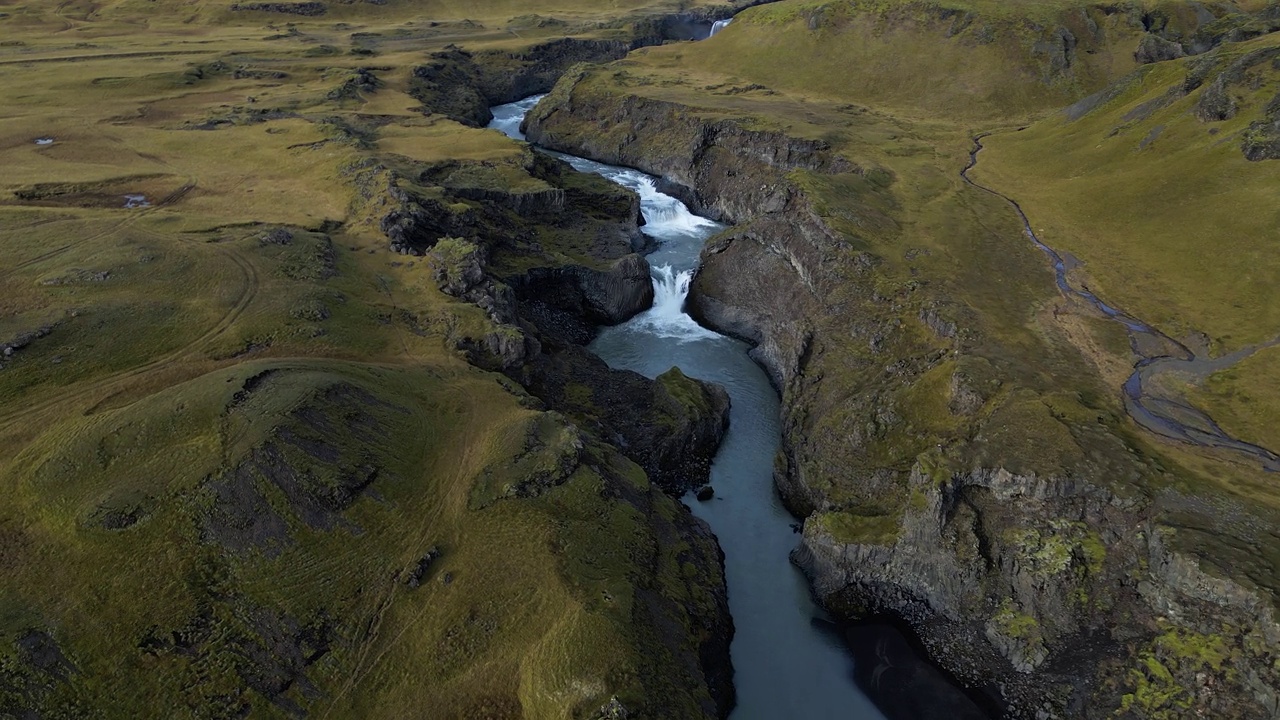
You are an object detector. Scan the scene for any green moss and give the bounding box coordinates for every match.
[564,382,594,408]
[915,447,953,486]
[1080,530,1107,576]
[898,360,963,436]
[1120,655,1191,717]
[992,600,1041,641]
[1005,522,1093,579]
[656,367,712,415]
[1154,625,1231,672]
[653,366,720,435]
[811,510,902,546]
[908,488,929,512]
[426,236,479,285]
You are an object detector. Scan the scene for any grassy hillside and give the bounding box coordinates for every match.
[0,0,744,716]
[556,0,1280,503]
[0,361,705,717]
[674,0,1147,120]
[522,0,1280,713]
[974,33,1280,352]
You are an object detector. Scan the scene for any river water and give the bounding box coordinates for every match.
[490,96,987,719]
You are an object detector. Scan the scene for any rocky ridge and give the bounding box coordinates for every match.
[524,63,1280,718]
[408,0,774,127]
[353,114,736,718]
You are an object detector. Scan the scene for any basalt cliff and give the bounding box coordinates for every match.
[523,25,1280,715]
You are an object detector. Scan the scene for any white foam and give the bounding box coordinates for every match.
[628,264,720,341]
[487,94,545,140]
[631,175,718,235]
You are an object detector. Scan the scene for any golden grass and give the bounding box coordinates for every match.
[0,0,741,714]
[1188,344,1280,453]
[974,36,1280,353]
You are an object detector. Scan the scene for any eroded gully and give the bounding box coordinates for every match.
[491,95,990,720]
[963,135,1280,471]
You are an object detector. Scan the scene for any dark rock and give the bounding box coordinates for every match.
[429,238,488,297]
[201,461,293,557]
[515,253,655,333]
[919,307,957,340]
[695,485,714,501]
[3,324,55,358]
[203,381,405,554]
[512,344,730,495]
[229,1,325,15]
[91,497,152,530]
[403,547,441,588]
[1031,26,1078,77]
[1195,74,1237,121]
[408,47,493,126]
[258,228,293,245]
[575,253,657,322]
[1195,47,1280,122]
[327,67,381,101]
[1134,33,1185,64]
[17,630,77,680]
[1242,91,1280,161]
[408,40,635,127]
[595,696,629,719]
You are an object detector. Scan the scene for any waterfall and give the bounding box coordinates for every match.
[639,265,719,340]
[486,94,898,720]
[651,264,693,318]
[709,18,732,37]
[632,176,719,235]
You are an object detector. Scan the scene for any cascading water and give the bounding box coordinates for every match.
[708,18,733,37]
[489,94,989,719]
[633,265,720,340]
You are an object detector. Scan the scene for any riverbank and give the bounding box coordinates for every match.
[522,45,1280,717]
[495,93,992,719]
[0,3,764,715]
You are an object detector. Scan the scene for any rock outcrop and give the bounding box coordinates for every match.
[355,149,645,257]
[1134,33,1186,63]
[524,69,1280,719]
[515,253,655,340]
[512,326,730,495]
[362,118,732,494]
[408,1,767,127]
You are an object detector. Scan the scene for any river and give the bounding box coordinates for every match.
[490,95,993,719]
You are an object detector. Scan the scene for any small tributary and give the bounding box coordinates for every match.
[963,135,1280,472]
[492,96,988,720]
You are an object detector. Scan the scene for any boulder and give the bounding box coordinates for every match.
[1135,33,1185,64]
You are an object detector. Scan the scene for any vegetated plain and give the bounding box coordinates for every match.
[0,0,741,716]
[578,0,1280,534]
[6,0,1280,716]
[518,0,1280,715]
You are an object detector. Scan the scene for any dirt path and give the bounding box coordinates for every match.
[0,234,258,430]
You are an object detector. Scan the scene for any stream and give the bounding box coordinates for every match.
[491,96,988,720]
[963,136,1280,472]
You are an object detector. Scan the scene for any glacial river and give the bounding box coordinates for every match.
[491,95,987,720]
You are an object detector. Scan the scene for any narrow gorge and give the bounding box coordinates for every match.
[517,36,1280,717]
[491,95,988,719]
[6,0,1280,717]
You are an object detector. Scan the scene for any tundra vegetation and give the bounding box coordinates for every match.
[521,0,1280,716]
[3,0,1280,718]
[0,0,749,716]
